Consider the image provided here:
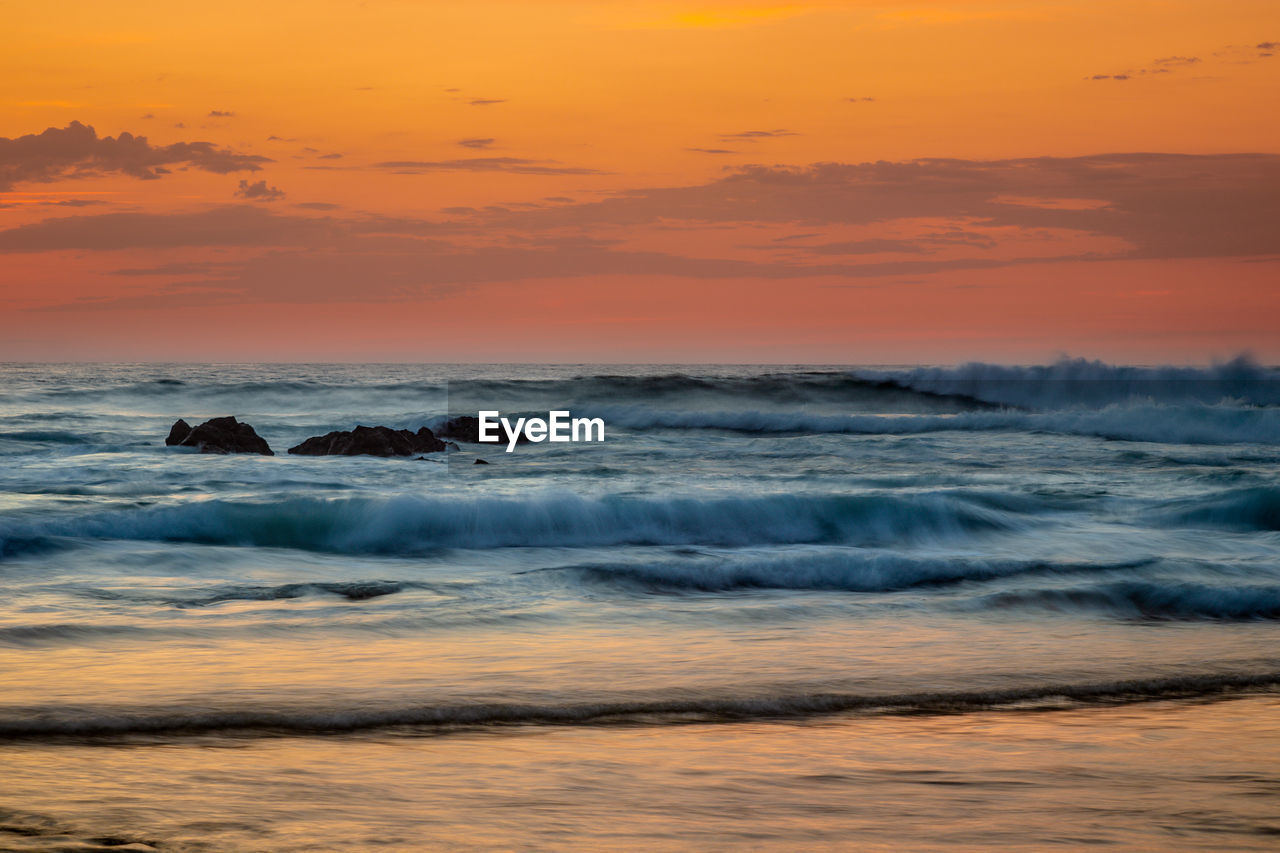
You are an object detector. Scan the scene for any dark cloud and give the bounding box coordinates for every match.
[318,153,343,159]
[373,157,602,175]
[208,110,235,117]
[0,121,270,190]
[1153,56,1199,66]
[295,202,340,210]
[234,179,285,201]
[468,98,506,106]
[1088,74,1130,81]
[687,148,737,155]
[458,138,495,149]
[845,97,876,103]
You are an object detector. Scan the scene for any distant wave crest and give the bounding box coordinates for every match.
[595,402,1280,445]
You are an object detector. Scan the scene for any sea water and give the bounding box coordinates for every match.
[0,361,1278,851]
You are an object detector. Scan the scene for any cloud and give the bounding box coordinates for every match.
[234,179,285,201]
[786,238,930,255]
[0,121,270,191]
[687,148,737,155]
[0,205,335,251]
[468,98,506,106]
[845,97,876,103]
[318,152,343,159]
[295,201,340,210]
[719,129,798,140]
[475,153,1280,261]
[458,138,495,149]
[373,157,602,175]
[1088,74,1129,81]
[43,241,905,310]
[7,152,1278,314]
[208,110,235,117]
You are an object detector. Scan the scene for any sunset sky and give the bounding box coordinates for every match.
[3,0,1278,362]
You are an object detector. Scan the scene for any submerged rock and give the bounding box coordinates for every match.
[474,458,490,465]
[165,416,273,455]
[287,425,446,457]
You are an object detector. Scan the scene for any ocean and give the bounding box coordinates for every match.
[1,361,1279,851]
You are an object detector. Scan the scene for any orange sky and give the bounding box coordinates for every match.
[2,0,1278,362]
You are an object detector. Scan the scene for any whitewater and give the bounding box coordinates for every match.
[1,360,1278,851]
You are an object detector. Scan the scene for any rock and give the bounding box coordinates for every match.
[473,458,489,465]
[287,425,446,457]
[165,419,192,446]
[436,415,529,445]
[165,416,273,455]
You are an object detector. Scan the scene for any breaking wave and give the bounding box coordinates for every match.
[0,490,1034,557]
[856,355,1280,409]
[595,402,1280,444]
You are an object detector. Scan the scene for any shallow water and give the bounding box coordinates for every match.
[1,361,1278,850]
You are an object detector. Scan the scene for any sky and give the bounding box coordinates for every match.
[1,0,1278,363]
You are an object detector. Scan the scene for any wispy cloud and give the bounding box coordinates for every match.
[373,157,602,175]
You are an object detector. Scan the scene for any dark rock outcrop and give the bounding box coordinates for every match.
[474,458,489,465]
[166,419,192,446]
[165,416,273,455]
[436,415,529,445]
[287,425,446,457]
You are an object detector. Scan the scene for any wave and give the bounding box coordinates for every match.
[855,355,1280,409]
[595,402,1280,445]
[546,554,1156,594]
[1,671,1275,740]
[9,377,448,401]
[979,580,1280,621]
[0,623,152,644]
[445,372,1006,412]
[1155,486,1280,531]
[86,580,417,607]
[0,491,1032,557]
